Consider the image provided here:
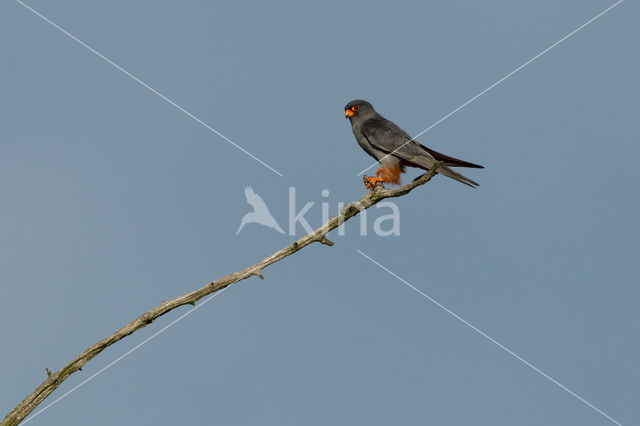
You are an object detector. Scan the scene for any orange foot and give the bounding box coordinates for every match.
[365,176,384,190]
[376,168,383,178]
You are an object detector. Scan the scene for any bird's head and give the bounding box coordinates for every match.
[345,99,375,121]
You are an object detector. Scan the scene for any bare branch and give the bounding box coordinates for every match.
[1,163,440,426]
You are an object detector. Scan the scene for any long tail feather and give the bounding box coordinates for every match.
[419,144,484,169]
[436,164,479,188]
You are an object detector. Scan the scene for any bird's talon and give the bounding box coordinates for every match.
[364,176,384,190]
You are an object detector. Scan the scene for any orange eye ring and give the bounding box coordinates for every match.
[352,105,360,111]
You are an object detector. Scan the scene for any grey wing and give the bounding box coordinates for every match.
[361,118,480,187]
[360,118,438,170]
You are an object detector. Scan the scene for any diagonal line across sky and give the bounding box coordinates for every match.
[14,0,284,177]
[356,249,623,426]
[356,0,625,176]
[21,290,227,425]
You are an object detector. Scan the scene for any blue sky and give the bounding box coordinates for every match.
[1,1,638,425]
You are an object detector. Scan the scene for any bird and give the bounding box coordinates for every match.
[236,186,285,235]
[345,99,483,188]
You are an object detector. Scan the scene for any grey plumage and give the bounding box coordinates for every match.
[345,99,483,187]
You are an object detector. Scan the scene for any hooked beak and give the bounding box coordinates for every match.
[345,109,354,119]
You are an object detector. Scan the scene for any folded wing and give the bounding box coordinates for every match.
[360,118,481,187]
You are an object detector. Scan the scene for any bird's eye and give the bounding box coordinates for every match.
[352,105,360,111]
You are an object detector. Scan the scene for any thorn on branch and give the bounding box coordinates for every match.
[45,368,52,378]
[319,236,334,246]
[253,269,264,280]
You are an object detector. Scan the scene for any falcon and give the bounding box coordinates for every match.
[345,99,483,188]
